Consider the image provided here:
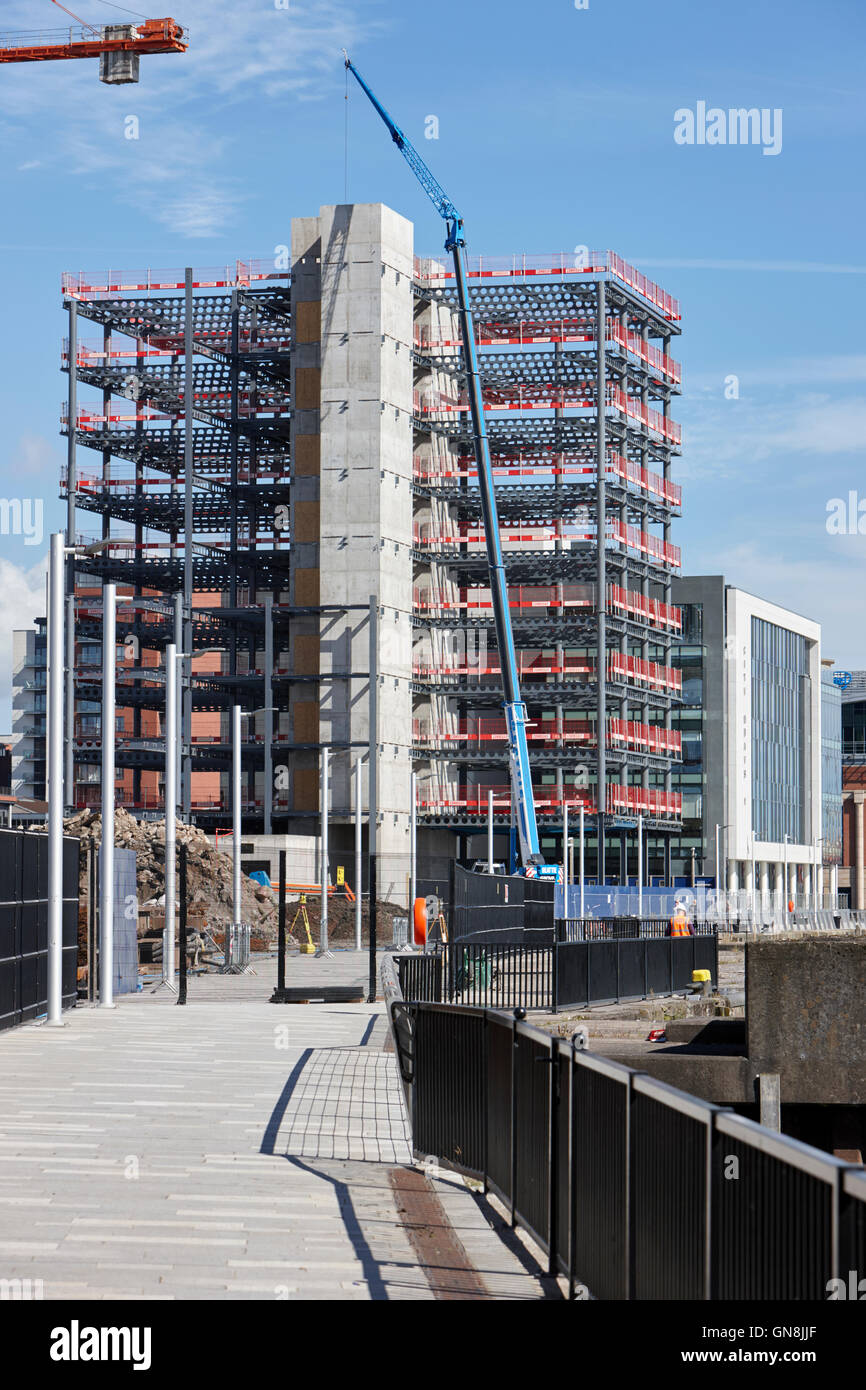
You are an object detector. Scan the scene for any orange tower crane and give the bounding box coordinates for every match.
[0,2,187,83]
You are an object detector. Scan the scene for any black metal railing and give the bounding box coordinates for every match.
[559,917,718,941]
[395,999,866,1300]
[395,932,718,1012]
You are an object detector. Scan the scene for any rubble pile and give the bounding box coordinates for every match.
[60,809,279,941]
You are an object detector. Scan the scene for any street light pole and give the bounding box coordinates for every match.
[232,704,242,929]
[162,643,177,992]
[563,798,569,909]
[637,812,643,920]
[318,746,332,957]
[99,582,116,1009]
[354,758,363,952]
[410,769,417,933]
[784,832,790,927]
[47,533,65,1026]
[579,803,585,920]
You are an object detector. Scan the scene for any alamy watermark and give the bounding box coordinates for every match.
[0,497,42,545]
[826,491,866,535]
[674,102,782,156]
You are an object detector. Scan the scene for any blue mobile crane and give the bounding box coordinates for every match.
[343,53,554,876]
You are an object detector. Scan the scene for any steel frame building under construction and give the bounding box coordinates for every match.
[59,202,684,896]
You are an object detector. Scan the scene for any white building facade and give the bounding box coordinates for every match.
[724,587,829,908]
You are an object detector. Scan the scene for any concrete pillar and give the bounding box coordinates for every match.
[817,863,824,907]
[760,860,770,893]
[803,863,811,901]
[856,795,865,910]
[758,1074,781,1132]
[744,858,754,893]
[290,203,414,902]
[727,861,739,892]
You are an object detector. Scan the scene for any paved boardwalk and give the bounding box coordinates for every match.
[0,972,553,1301]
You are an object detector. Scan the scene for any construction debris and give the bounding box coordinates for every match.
[57,808,279,943]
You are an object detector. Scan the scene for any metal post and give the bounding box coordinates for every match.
[232,704,242,929]
[65,593,75,814]
[88,843,97,1004]
[367,596,378,1002]
[354,758,363,952]
[277,850,286,996]
[182,269,194,820]
[637,813,643,920]
[784,834,790,925]
[173,593,183,821]
[318,747,331,956]
[99,582,116,1008]
[177,843,187,1006]
[563,798,569,906]
[410,769,417,927]
[162,643,177,991]
[65,300,77,816]
[47,533,65,1025]
[264,594,273,836]
[487,788,494,874]
[579,804,585,920]
[595,279,606,884]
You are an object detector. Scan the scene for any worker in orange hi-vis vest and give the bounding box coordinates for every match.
[668,904,693,937]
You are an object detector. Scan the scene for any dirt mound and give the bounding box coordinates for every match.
[284,892,406,946]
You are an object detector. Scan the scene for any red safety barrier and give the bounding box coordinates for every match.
[413,250,681,322]
[608,653,682,694]
[414,717,681,756]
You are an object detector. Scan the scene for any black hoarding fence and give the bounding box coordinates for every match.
[396,930,718,1013]
[555,934,719,1010]
[397,999,866,1300]
[426,863,555,945]
[0,829,79,1032]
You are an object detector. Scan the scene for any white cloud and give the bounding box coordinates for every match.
[680,391,866,482]
[12,434,58,476]
[0,0,383,238]
[691,539,866,666]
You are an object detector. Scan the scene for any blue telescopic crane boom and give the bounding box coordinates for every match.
[343,52,543,869]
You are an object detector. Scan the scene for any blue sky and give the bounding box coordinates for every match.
[0,0,864,725]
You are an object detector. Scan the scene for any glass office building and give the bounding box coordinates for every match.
[670,601,706,879]
[750,616,809,845]
[820,667,842,866]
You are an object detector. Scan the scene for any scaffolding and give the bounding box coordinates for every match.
[61,260,295,828]
[412,252,684,879]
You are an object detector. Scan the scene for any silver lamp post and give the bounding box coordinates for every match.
[47,533,65,1025]
[99,582,117,1009]
[637,812,643,920]
[317,747,332,957]
[579,803,585,920]
[783,832,791,926]
[232,704,242,929]
[410,769,417,934]
[354,758,363,952]
[160,643,178,992]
